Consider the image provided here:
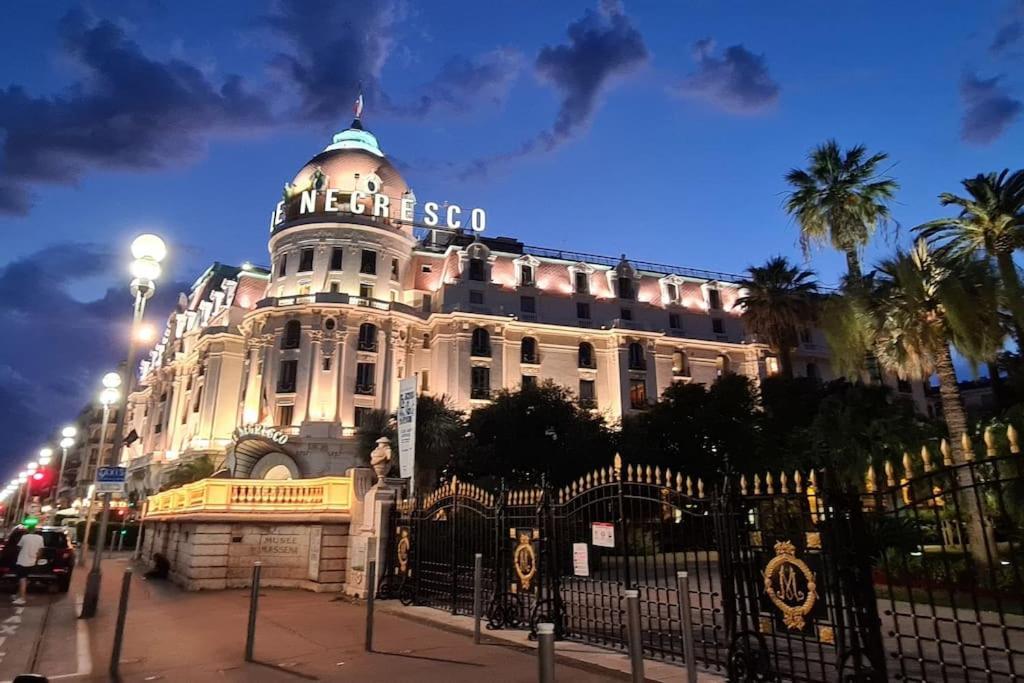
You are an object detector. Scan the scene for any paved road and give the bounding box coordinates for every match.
[0,584,84,682]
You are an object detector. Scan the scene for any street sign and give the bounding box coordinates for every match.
[95,466,127,494]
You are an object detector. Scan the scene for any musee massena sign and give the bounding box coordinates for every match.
[233,424,290,445]
[270,190,487,233]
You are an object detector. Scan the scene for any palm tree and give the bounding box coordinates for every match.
[736,256,820,379]
[867,239,1003,461]
[916,169,1024,341]
[164,455,217,489]
[784,140,898,279]
[414,395,465,491]
[356,409,395,469]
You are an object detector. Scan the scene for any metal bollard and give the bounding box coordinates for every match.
[537,622,556,683]
[245,562,262,662]
[473,553,483,644]
[624,589,645,683]
[365,559,377,652]
[109,568,133,677]
[677,571,698,683]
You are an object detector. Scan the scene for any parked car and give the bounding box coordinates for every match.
[0,526,76,592]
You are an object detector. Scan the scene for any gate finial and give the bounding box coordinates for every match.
[921,445,933,472]
[940,438,953,467]
[961,433,975,461]
[984,426,997,457]
[613,453,622,479]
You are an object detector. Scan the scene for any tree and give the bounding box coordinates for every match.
[867,239,1003,462]
[736,256,820,378]
[915,169,1024,342]
[784,140,898,279]
[413,395,465,491]
[163,455,216,489]
[355,409,395,466]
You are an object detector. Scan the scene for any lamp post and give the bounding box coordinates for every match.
[80,379,120,568]
[17,470,30,522]
[82,233,165,619]
[58,426,77,510]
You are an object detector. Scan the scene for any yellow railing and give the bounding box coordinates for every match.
[143,476,353,518]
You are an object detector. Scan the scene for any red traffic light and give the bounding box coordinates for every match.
[32,471,45,481]
[28,466,53,492]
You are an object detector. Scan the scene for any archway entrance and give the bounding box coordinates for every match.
[229,433,301,479]
[262,464,293,480]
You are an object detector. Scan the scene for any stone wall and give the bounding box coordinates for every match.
[143,519,349,592]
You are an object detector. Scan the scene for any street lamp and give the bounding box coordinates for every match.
[58,426,77,510]
[82,233,165,619]
[79,383,120,568]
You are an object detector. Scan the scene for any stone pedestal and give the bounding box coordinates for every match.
[343,468,397,598]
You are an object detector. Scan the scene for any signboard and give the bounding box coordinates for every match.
[397,377,417,480]
[572,543,590,577]
[233,424,289,445]
[591,521,615,548]
[95,466,126,494]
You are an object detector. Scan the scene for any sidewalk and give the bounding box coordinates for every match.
[62,555,622,681]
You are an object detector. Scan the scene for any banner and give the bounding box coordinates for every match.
[397,377,417,479]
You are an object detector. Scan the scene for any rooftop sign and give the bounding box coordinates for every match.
[271,190,486,234]
[233,424,289,445]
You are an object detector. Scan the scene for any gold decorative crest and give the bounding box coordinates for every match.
[763,540,817,630]
[397,528,410,574]
[513,532,537,591]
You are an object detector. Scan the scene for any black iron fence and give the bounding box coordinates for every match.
[379,429,1024,682]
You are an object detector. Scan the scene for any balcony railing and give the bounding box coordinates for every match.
[143,476,353,519]
[355,383,376,395]
[471,386,491,400]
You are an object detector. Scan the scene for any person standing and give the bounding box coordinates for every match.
[12,524,43,605]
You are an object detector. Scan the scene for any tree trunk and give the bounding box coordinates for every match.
[845,250,863,281]
[779,345,794,380]
[934,344,969,461]
[996,250,1024,345]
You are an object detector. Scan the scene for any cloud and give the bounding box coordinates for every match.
[673,39,780,114]
[464,1,648,176]
[0,9,272,216]
[0,243,186,472]
[991,0,1024,54]
[396,49,523,118]
[960,72,1022,144]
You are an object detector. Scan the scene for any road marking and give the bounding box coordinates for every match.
[48,594,91,680]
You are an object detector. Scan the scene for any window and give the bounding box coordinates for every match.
[806,362,819,380]
[422,333,431,349]
[298,283,311,296]
[391,258,400,281]
[578,342,595,369]
[354,407,371,429]
[421,293,432,313]
[579,379,596,408]
[521,375,537,389]
[629,379,647,409]
[186,374,193,391]
[193,386,203,411]
[621,308,633,321]
[765,356,780,377]
[628,342,645,370]
[618,277,634,300]
[282,320,301,349]
[421,264,432,274]
[420,370,430,391]
[330,247,344,270]
[577,302,591,320]
[298,248,314,272]
[520,264,534,287]
[322,356,333,372]
[277,254,288,277]
[360,283,374,300]
[154,414,163,433]
[471,328,491,357]
[468,258,485,281]
[716,354,731,377]
[355,363,375,394]
[275,404,293,427]
[575,271,590,294]
[277,359,298,392]
[665,283,678,304]
[329,282,340,294]
[712,318,724,335]
[521,337,538,364]
[708,288,722,310]
[471,366,490,399]
[324,318,336,331]
[669,313,681,330]
[470,290,484,305]
[358,323,378,352]
[360,249,377,275]
[521,296,536,314]
[672,350,689,377]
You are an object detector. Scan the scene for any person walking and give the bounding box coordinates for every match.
[12,524,43,605]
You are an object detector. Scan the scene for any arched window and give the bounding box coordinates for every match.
[618,277,635,300]
[578,342,595,369]
[471,328,491,357]
[628,342,645,370]
[281,320,301,349]
[521,337,538,364]
[358,323,378,352]
[716,354,731,377]
[672,350,689,376]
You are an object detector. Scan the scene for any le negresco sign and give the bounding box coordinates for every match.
[271,190,486,233]
[233,424,289,445]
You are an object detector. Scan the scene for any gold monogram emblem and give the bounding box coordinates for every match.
[513,532,537,591]
[397,528,410,574]
[763,540,817,630]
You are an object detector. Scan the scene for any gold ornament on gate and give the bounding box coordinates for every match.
[397,528,410,574]
[513,532,537,591]
[763,540,817,630]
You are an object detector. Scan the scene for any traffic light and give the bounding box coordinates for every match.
[29,466,54,496]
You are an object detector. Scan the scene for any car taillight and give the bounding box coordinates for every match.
[61,549,73,561]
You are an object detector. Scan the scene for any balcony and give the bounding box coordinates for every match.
[357,339,378,352]
[355,383,376,396]
[143,476,353,520]
[471,386,491,400]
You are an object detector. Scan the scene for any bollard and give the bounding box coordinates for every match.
[244,562,262,662]
[365,559,377,652]
[109,568,133,677]
[677,571,698,683]
[473,553,483,644]
[537,622,556,683]
[624,589,645,683]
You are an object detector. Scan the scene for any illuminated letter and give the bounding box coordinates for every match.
[300,190,317,215]
[401,197,415,223]
[373,192,390,218]
[470,208,487,233]
[324,189,339,212]
[350,191,365,214]
[446,204,462,229]
[274,201,285,225]
[424,201,439,227]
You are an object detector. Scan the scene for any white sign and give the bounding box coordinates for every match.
[271,191,486,233]
[95,466,127,494]
[233,424,289,445]
[572,543,590,577]
[592,521,615,548]
[397,377,417,480]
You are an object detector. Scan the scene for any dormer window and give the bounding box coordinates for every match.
[708,288,722,310]
[664,283,678,304]
[468,258,485,282]
[575,271,590,294]
[618,277,635,300]
[520,264,534,287]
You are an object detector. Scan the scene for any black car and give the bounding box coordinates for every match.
[0,526,76,592]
